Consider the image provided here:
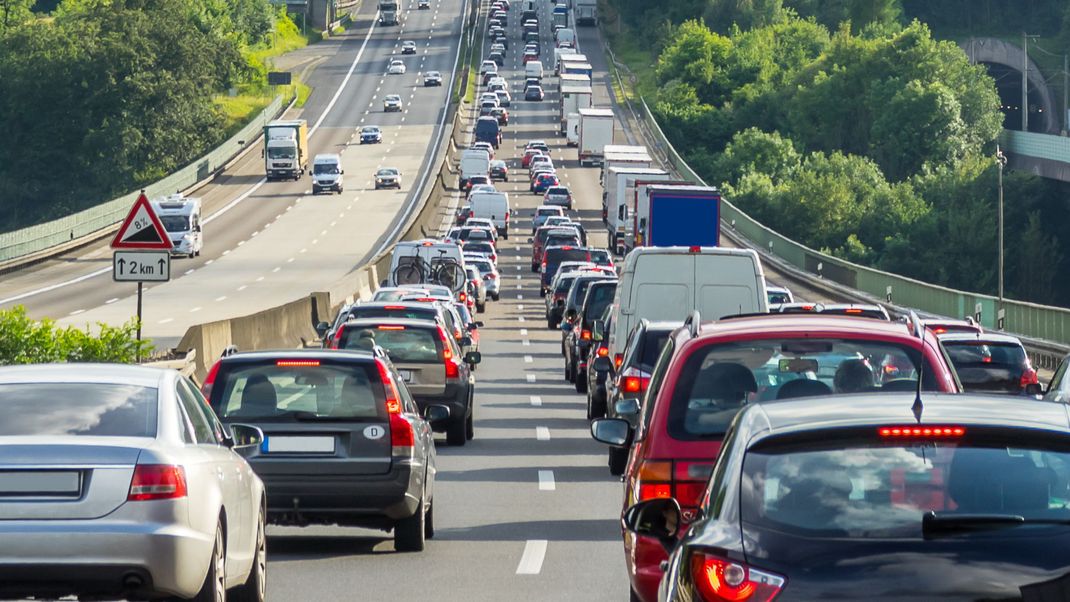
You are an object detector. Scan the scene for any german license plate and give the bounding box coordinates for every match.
[399,370,413,382]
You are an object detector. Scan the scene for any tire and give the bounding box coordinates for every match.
[531,263,538,273]
[446,415,467,446]
[465,409,474,440]
[503,230,509,240]
[491,292,500,301]
[476,301,486,313]
[547,319,555,330]
[425,500,435,539]
[186,522,225,602]
[575,372,588,393]
[609,446,628,476]
[394,498,426,552]
[591,392,607,419]
[230,509,266,602]
[564,362,571,382]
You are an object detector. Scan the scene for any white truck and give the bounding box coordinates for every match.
[151,194,203,258]
[555,27,576,48]
[263,119,309,181]
[565,113,581,146]
[553,47,577,72]
[603,167,668,251]
[459,148,490,189]
[558,54,589,75]
[578,108,616,167]
[558,83,592,134]
[575,0,596,25]
[600,148,652,185]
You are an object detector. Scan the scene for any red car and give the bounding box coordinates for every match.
[592,313,960,602]
[521,148,545,168]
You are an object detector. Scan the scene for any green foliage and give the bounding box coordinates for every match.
[785,0,901,31]
[0,0,33,31]
[0,306,153,364]
[655,20,732,98]
[712,128,800,185]
[703,0,786,33]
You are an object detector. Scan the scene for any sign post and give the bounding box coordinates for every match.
[111,191,173,357]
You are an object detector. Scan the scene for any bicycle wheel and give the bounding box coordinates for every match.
[393,261,426,285]
[432,261,466,292]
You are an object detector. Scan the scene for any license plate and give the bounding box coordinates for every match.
[0,471,81,496]
[264,436,335,454]
[399,370,413,382]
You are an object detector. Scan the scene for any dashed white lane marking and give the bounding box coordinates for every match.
[523,339,531,346]
[518,304,524,310]
[538,470,556,491]
[526,374,537,383]
[287,257,295,263]
[536,426,550,441]
[105,298,119,305]
[256,276,265,282]
[215,296,227,302]
[205,259,214,265]
[516,540,548,575]
[222,250,231,256]
[524,355,533,363]
[237,285,248,292]
[516,284,521,289]
[158,318,173,324]
[530,395,542,406]
[520,328,528,336]
[515,265,521,270]
[518,316,525,322]
[272,267,281,273]
[189,307,202,313]
[69,309,85,316]
[184,269,195,275]
[518,294,523,299]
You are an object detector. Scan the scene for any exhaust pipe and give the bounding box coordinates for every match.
[122,573,145,589]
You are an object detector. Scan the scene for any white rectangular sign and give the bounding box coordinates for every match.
[112,250,171,282]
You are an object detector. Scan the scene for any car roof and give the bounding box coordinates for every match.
[224,348,377,363]
[749,393,1070,440]
[352,301,437,312]
[0,363,168,387]
[342,317,442,330]
[694,313,920,340]
[936,332,1024,345]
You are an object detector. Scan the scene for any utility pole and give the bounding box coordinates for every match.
[1023,32,1030,132]
[996,146,1007,306]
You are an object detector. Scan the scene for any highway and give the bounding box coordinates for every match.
[0,0,466,348]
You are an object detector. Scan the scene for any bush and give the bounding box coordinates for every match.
[0,306,153,365]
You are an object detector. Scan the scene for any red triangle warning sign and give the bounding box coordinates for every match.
[111,192,173,250]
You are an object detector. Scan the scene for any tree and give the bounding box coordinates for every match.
[703,0,785,33]
[785,0,901,30]
[869,79,968,180]
[713,128,801,186]
[1010,212,1062,304]
[655,20,733,103]
[0,0,32,32]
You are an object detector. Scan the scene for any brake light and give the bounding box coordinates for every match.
[596,346,609,357]
[376,359,402,414]
[845,308,863,314]
[674,461,714,509]
[390,413,415,447]
[128,465,188,501]
[438,326,461,378]
[581,329,591,341]
[614,354,624,369]
[378,325,406,330]
[459,292,467,302]
[384,305,406,309]
[690,552,785,602]
[201,360,221,398]
[1020,367,1040,389]
[636,460,672,501]
[932,327,947,334]
[276,360,320,367]
[688,246,701,253]
[422,241,435,246]
[878,426,965,437]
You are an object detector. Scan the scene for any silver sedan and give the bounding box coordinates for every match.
[0,364,266,601]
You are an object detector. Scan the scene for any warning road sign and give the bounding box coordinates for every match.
[111,192,173,250]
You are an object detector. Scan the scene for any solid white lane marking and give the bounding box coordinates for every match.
[530,395,542,406]
[536,426,550,440]
[104,298,119,304]
[524,355,533,363]
[538,470,556,491]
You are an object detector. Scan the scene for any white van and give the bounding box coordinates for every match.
[311,153,344,194]
[151,194,203,258]
[459,148,491,189]
[468,191,511,239]
[525,60,544,80]
[566,113,580,146]
[555,28,575,48]
[387,239,469,291]
[606,247,768,362]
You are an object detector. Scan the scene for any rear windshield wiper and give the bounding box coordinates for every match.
[922,512,1070,535]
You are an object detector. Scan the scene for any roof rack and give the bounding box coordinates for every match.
[684,310,701,338]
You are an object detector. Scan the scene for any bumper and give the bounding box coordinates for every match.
[260,463,418,526]
[268,169,301,178]
[0,509,212,599]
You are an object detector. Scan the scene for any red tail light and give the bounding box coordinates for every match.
[1020,367,1040,389]
[486,273,497,280]
[674,460,714,509]
[636,460,672,501]
[128,465,188,501]
[878,426,965,438]
[459,292,467,302]
[331,326,344,349]
[390,413,415,447]
[201,360,221,398]
[581,329,591,341]
[614,354,624,369]
[376,359,402,414]
[690,552,785,602]
[438,326,461,378]
[622,376,642,394]
[596,346,609,357]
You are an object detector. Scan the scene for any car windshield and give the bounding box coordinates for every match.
[341,326,441,363]
[159,215,190,232]
[0,383,158,437]
[667,338,940,440]
[588,249,611,265]
[428,71,440,77]
[211,361,384,421]
[741,435,1070,538]
[377,169,398,176]
[267,146,295,159]
[313,163,339,175]
[363,127,379,134]
[385,96,400,102]
[943,341,1029,393]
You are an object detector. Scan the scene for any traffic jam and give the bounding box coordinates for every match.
[4,0,1070,600]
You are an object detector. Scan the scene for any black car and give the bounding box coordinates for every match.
[568,279,617,393]
[599,319,676,474]
[525,85,544,101]
[545,270,581,329]
[206,349,451,551]
[562,274,617,388]
[317,301,445,342]
[360,126,382,144]
[939,332,1040,395]
[540,245,590,295]
[616,393,1070,601]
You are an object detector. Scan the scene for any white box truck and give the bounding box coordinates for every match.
[263,119,309,181]
[604,167,667,251]
[558,54,589,75]
[575,0,596,25]
[459,148,490,189]
[558,84,592,134]
[578,108,616,167]
[600,148,652,185]
[565,113,581,146]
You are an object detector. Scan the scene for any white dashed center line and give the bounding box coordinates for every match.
[537,470,556,491]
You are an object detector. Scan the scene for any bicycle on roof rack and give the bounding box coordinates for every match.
[392,247,466,292]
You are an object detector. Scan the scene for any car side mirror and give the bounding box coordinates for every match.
[465,350,482,365]
[621,497,682,554]
[590,418,629,446]
[315,321,330,338]
[615,398,640,417]
[593,355,611,371]
[341,169,345,175]
[1026,383,1043,396]
[423,404,451,424]
[460,336,473,347]
[527,237,534,243]
[475,321,485,328]
[227,424,265,450]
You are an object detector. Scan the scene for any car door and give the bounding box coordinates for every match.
[177,379,248,574]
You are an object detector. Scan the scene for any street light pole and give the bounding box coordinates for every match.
[996,146,1007,306]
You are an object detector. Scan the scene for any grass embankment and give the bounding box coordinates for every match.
[598,1,658,99]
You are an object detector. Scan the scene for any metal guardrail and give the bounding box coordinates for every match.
[0,95,285,263]
[604,55,1070,367]
[999,129,1070,163]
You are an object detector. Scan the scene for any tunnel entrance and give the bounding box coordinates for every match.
[980,62,1052,132]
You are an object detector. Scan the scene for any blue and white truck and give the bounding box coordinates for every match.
[633,184,722,248]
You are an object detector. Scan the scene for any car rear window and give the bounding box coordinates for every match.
[568,277,609,308]
[768,291,792,304]
[0,383,157,437]
[537,208,560,216]
[943,341,1029,393]
[554,274,579,294]
[210,361,384,421]
[667,338,939,441]
[583,283,617,322]
[346,307,437,321]
[463,242,494,255]
[588,249,611,265]
[741,434,1070,538]
[340,326,442,363]
[546,248,588,266]
[638,331,672,372]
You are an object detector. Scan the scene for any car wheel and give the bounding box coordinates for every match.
[394,497,426,552]
[187,521,225,602]
[531,263,538,273]
[425,499,435,539]
[547,319,555,330]
[476,301,486,313]
[465,409,474,440]
[591,393,607,419]
[230,508,266,602]
[491,292,500,301]
[446,415,467,446]
[609,446,628,476]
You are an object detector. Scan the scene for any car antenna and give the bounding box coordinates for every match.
[909,310,924,423]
